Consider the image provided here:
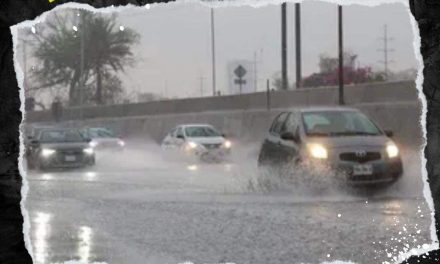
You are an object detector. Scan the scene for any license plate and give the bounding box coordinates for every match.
[65,155,76,162]
[353,164,373,175]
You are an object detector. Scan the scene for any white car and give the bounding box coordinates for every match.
[80,127,125,151]
[161,124,232,162]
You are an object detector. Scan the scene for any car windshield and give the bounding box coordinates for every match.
[185,126,221,138]
[88,128,116,138]
[302,111,382,136]
[39,129,85,142]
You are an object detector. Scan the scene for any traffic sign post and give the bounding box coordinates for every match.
[234,79,246,94]
[234,65,247,94]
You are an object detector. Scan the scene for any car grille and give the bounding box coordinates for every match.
[53,149,85,164]
[347,173,392,182]
[57,148,83,155]
[97,142,119,148]
[202,143,222,149]
[339,152,381,163]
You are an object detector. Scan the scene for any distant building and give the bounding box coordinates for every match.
[227,60,256,95]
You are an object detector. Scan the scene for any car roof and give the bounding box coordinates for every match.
[284,106,360,113]
[179,124,214,128]
[28,124,55,129]
[39,127,80,132]
[84,126,110,129]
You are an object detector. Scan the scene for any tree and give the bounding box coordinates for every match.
[31,9,139,106]
[301,52,385,88]
[271,72,294,90]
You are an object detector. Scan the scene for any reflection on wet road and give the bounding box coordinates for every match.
[25,146,434,264]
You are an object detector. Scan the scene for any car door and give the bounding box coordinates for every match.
[162,127,177,148]
[96,128,118,145]
[28,129,42,158]
[260,112,289,164]
[174,126,186,148]
[278,111,301,164]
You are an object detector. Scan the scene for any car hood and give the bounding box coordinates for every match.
[40,142,90,149]
[187,137,225,145]
[305,135,391,149]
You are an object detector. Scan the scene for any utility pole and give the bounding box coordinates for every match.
[164,80,168,98]
[253,49,263,92]
[79,11,85,121]
[378,24,394,81]
[338,5,344,105]
[254,51,258,92]
[199,75,205,97]
[295,3,302,89]
[22,42,28,96]
[281,2,288,90]
[210,8,217,96]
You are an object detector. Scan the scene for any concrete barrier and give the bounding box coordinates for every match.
[42,101,422,148]
[25,80,423,148]
[26,80,417,123]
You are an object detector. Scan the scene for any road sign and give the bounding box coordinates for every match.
[234,65,247,94]
[234,65,247,78]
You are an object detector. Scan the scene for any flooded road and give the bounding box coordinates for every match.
[24,141,434,264]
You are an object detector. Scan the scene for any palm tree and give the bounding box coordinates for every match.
[32,9,139,106]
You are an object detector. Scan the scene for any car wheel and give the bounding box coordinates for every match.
[36,160,47,172]
[257,151,270,168]
[27,158,35,170]
[88,157,96,166]
[254,165,283,193]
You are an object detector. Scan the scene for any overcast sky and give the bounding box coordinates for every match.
[114,1,417,99]
[17,1,417,103]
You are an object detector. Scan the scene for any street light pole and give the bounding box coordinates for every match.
[295,3,302,89]
[210,8,217,96]
[22,42,27,96]
[79,11,85,121]
[338,5,345,105]
[281,2,288,90]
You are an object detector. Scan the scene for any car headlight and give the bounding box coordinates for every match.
[184,141,199,152]
[188,141,198,149]
[307,143,328,159]
[89,141,98,148]
[118,140,125,147]
[83,147,94,155]
[386,143,399,158]
[41,148,55,157]
[223,140,232,149]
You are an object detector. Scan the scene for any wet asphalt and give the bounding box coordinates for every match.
[24,143,434,264]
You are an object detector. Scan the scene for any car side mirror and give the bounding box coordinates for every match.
[384,130,393,138]
[177,135,184,139]
[281,132,299,142]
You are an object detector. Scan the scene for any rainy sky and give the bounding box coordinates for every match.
[18,1,417,101]
[117,1,417,99]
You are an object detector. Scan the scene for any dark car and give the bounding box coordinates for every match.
[257,107,403,186]
[26,128,95,170]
